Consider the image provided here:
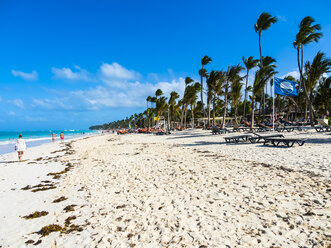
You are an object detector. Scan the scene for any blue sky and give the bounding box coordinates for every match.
[0,0,330,131]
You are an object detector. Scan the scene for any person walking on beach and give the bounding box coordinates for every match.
[60,132,64,142]
[52,133,56,142]
[15,134,26,162]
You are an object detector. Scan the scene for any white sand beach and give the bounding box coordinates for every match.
[0,129,330,247]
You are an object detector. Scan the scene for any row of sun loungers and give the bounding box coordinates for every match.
[224,133,306,147]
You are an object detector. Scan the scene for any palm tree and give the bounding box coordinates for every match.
[255,12,277,122]
[146,96,152,127]
[304,51,331,125]
[200,56,212,124]
[242,56,259,119]
[221,64,244,128]
[168,91,179,130]
[314,76,331,115]
[206,70,224,125]
[180,77,194,128]
[293,16,323,118]
[184,83,201,128]
[251,64,276,127]
[254,12,278,65]
[230,78,243,125]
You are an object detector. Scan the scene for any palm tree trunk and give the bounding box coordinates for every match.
[243,70,249,119]
[191,104,194,128]
[167,107,170,131]
[184,107,187,128]
[221,81,229,128]
[200,66,205,127]
[251,98,255,128]
[212,96,216,125]
[180,105,184,129]
[207,100,210,127]
[259,32,262,65]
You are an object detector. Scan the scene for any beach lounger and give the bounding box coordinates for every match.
[224,134,252,143]
[249,133,284,143]
[263,138,306,147]
[314,119,331,132]
[275,125,295,132]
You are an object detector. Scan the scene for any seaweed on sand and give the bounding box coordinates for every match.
[47,163,75,179]
[22,211,48,219]
[37,224,63,237]
[21,183,56,192]
[63,204,77,212]
[53,196,67,203]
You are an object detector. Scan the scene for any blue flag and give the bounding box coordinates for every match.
[274,77,298,96]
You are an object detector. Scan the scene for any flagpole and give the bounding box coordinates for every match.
[272,75,275,132]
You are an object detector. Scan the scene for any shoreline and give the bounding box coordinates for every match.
[0,130,330,247]
[0,132,97,156]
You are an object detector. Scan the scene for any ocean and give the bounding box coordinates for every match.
[0,130,95,155]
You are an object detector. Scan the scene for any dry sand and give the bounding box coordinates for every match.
[0,129,330,247]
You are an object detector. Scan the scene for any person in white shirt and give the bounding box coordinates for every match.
[15,134,26,162]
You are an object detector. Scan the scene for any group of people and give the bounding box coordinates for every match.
[14,132,65,162]
[52,132,65,143]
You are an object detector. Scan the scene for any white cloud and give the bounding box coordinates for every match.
[32,62,186,111]
[100,62,140,80]
[283,70,300,80]
[75,77,185,109]
[11,99,25,109]
[51,65,94,82]
[11,70,38,81]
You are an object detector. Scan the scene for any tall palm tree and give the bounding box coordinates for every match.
[255,12,277,122]
[254,12,278,65]
[293,16,323,117]
[242,56,259,119]
[304,51,331,125]
[168,91,179,130]
[200,56,212,124]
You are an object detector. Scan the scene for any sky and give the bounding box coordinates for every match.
[0,0,330,131]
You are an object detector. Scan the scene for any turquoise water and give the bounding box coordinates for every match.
[0,130,95,155]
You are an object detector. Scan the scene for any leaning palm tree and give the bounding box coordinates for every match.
[304,51,331,125]
[200,56,212,124]
[254,12,278,65]
[242,56,259,119]
[293,16,323,117]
